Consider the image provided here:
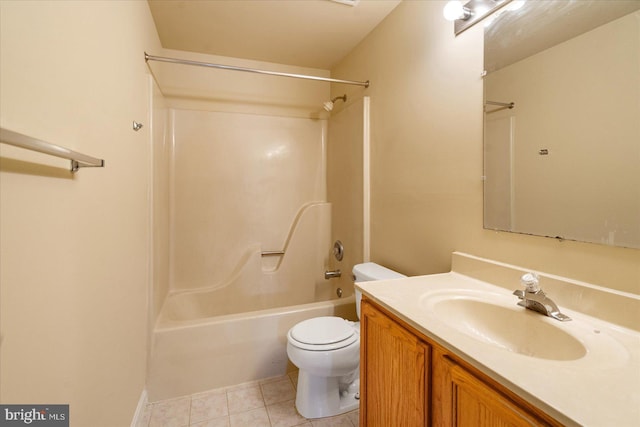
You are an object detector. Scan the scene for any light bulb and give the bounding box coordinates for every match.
[443,1,469,21]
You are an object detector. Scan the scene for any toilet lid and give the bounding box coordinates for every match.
[290,316,355,346]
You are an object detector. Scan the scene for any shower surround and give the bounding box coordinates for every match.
[147,107,357,400]
[169,109,328,291]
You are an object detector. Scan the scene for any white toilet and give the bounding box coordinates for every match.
[286,262,406,419]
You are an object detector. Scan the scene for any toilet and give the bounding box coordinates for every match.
[286,262,406,419]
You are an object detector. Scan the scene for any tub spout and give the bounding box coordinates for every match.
[324,269,341,280]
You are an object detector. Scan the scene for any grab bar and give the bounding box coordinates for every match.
[0,127,105,172]
[261,251,285,256]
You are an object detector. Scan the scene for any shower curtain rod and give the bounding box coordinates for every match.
[145,53,370,88]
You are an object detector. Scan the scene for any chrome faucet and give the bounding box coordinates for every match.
[324,269,341,280]
[513,273,571,321]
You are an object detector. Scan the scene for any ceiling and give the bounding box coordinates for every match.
[147,0,402,70]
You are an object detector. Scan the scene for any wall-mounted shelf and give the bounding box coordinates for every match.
[0,127,104,172]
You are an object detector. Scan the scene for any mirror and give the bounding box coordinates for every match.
[483,0,640,249]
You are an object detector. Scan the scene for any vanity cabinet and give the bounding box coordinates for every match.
[360,298,563,427]
[432,346,561,426]
[360,297,430,426]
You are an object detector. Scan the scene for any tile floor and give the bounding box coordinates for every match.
[137,371,359,427]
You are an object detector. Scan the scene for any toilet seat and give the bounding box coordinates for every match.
[288,316,358,351]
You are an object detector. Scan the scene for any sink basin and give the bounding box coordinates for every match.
[422,292,587,361]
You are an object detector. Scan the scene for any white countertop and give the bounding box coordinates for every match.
[356,266,640,427]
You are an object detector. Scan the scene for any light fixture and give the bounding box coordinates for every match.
[443,0,515,36]
[443,1,472,21]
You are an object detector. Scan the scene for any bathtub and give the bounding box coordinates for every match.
[147,292,356,402]
[146,201,359,401]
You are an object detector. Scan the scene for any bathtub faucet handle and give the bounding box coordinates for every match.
[324,270,341,280]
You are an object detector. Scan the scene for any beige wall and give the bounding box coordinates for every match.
[485,11,640,248]
[0,1,162,425]
[331,1,640,294]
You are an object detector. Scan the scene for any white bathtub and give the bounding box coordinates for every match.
[147,293,356,401]
[146,201,357,401]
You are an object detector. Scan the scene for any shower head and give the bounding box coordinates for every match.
[323,94,347,111]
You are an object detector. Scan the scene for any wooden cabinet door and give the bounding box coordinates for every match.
[360,299,430,427]
[433,347,557,427]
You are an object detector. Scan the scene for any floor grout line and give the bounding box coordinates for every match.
[143,371,358,427]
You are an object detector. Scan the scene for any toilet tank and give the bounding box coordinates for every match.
[353,262,406,319]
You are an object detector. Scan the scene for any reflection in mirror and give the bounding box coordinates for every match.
[483,0,640,249]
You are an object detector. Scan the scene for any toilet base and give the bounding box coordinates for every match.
[294,370,359,419]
